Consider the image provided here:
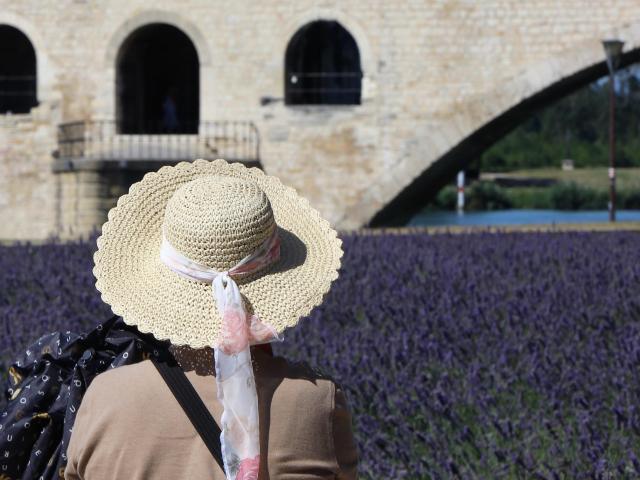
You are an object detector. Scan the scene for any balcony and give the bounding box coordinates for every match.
[53,120,260,172]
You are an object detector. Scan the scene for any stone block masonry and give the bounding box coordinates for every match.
[1,1,639,239]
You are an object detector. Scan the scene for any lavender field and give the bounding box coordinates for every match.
[2,231,640,478]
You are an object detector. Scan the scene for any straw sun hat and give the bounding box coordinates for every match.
[93,159,343,348]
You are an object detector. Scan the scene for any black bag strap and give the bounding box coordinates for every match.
[150,355,225,470]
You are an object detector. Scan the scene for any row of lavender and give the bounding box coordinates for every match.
[1,231,640,478]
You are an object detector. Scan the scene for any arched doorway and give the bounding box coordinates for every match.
[116,23,199,134]
[0,25,37,114]
[285,21,362,105]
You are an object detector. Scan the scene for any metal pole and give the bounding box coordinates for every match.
[608,71,616,222]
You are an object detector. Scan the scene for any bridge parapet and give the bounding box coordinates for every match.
[53,120,261,172]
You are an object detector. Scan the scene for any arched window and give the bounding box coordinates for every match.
[116,23,199,134]
[0,25,37,114]
[285,21,362,105]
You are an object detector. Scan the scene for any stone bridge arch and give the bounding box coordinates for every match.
[343,23,640,227]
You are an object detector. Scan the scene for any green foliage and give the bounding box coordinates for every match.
[431,182,514,211]
[505,187,553,209]
[466,181,512,210]
[431,181,640,211]
[621,189,640,209]
[548,182,608,210]
[545,183,640,210]
[433,185,458,210]
[480,65,640,171]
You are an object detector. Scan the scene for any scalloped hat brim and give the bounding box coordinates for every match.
[93,159,343,348]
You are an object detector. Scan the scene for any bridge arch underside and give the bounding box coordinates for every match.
[370,48,640,227]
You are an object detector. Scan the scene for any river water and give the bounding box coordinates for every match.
[408,209,640,227]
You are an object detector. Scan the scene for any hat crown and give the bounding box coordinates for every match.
[163,175,276,271]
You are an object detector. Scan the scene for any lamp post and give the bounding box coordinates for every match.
[602,39,624,222]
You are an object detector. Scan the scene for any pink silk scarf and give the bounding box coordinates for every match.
[160,228,283,480]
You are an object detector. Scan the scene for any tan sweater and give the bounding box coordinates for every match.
[64,348,358,479]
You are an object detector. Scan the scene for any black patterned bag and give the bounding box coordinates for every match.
[0,315,169,480]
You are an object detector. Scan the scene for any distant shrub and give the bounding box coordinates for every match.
[549,182,608,210]
[433,185,457,210]
[506,187,553,209]
[619,189,640,209]
[466,181,512,210]
[430,181,639,212]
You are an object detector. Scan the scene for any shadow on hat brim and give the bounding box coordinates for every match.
[93,159,343,348]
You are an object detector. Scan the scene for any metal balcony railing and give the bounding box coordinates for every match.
[285,71,362,105]
[55,120,260,170]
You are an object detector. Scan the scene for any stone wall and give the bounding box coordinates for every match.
[0,106,58,240]
[1,0,640,239]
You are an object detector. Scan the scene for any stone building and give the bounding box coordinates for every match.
[1,1,639,240]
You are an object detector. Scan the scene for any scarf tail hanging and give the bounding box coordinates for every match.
[161,229,282,480]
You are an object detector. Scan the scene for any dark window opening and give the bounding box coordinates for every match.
[116,23,199,134]
[0,25,37,114]
[285,21,362,105]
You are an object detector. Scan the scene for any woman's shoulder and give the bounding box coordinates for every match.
[82,359,160,410]
[254,349,337,388]
[254,350,341,413]
[85,351,343,411]
[253,351,358,477]
[89,357,156,385]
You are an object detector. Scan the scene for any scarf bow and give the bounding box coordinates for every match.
[160,228,282,480]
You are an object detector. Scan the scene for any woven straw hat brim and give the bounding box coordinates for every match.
[93,159,343,348]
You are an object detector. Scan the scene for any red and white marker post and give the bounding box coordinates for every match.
[457,171,465,213]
